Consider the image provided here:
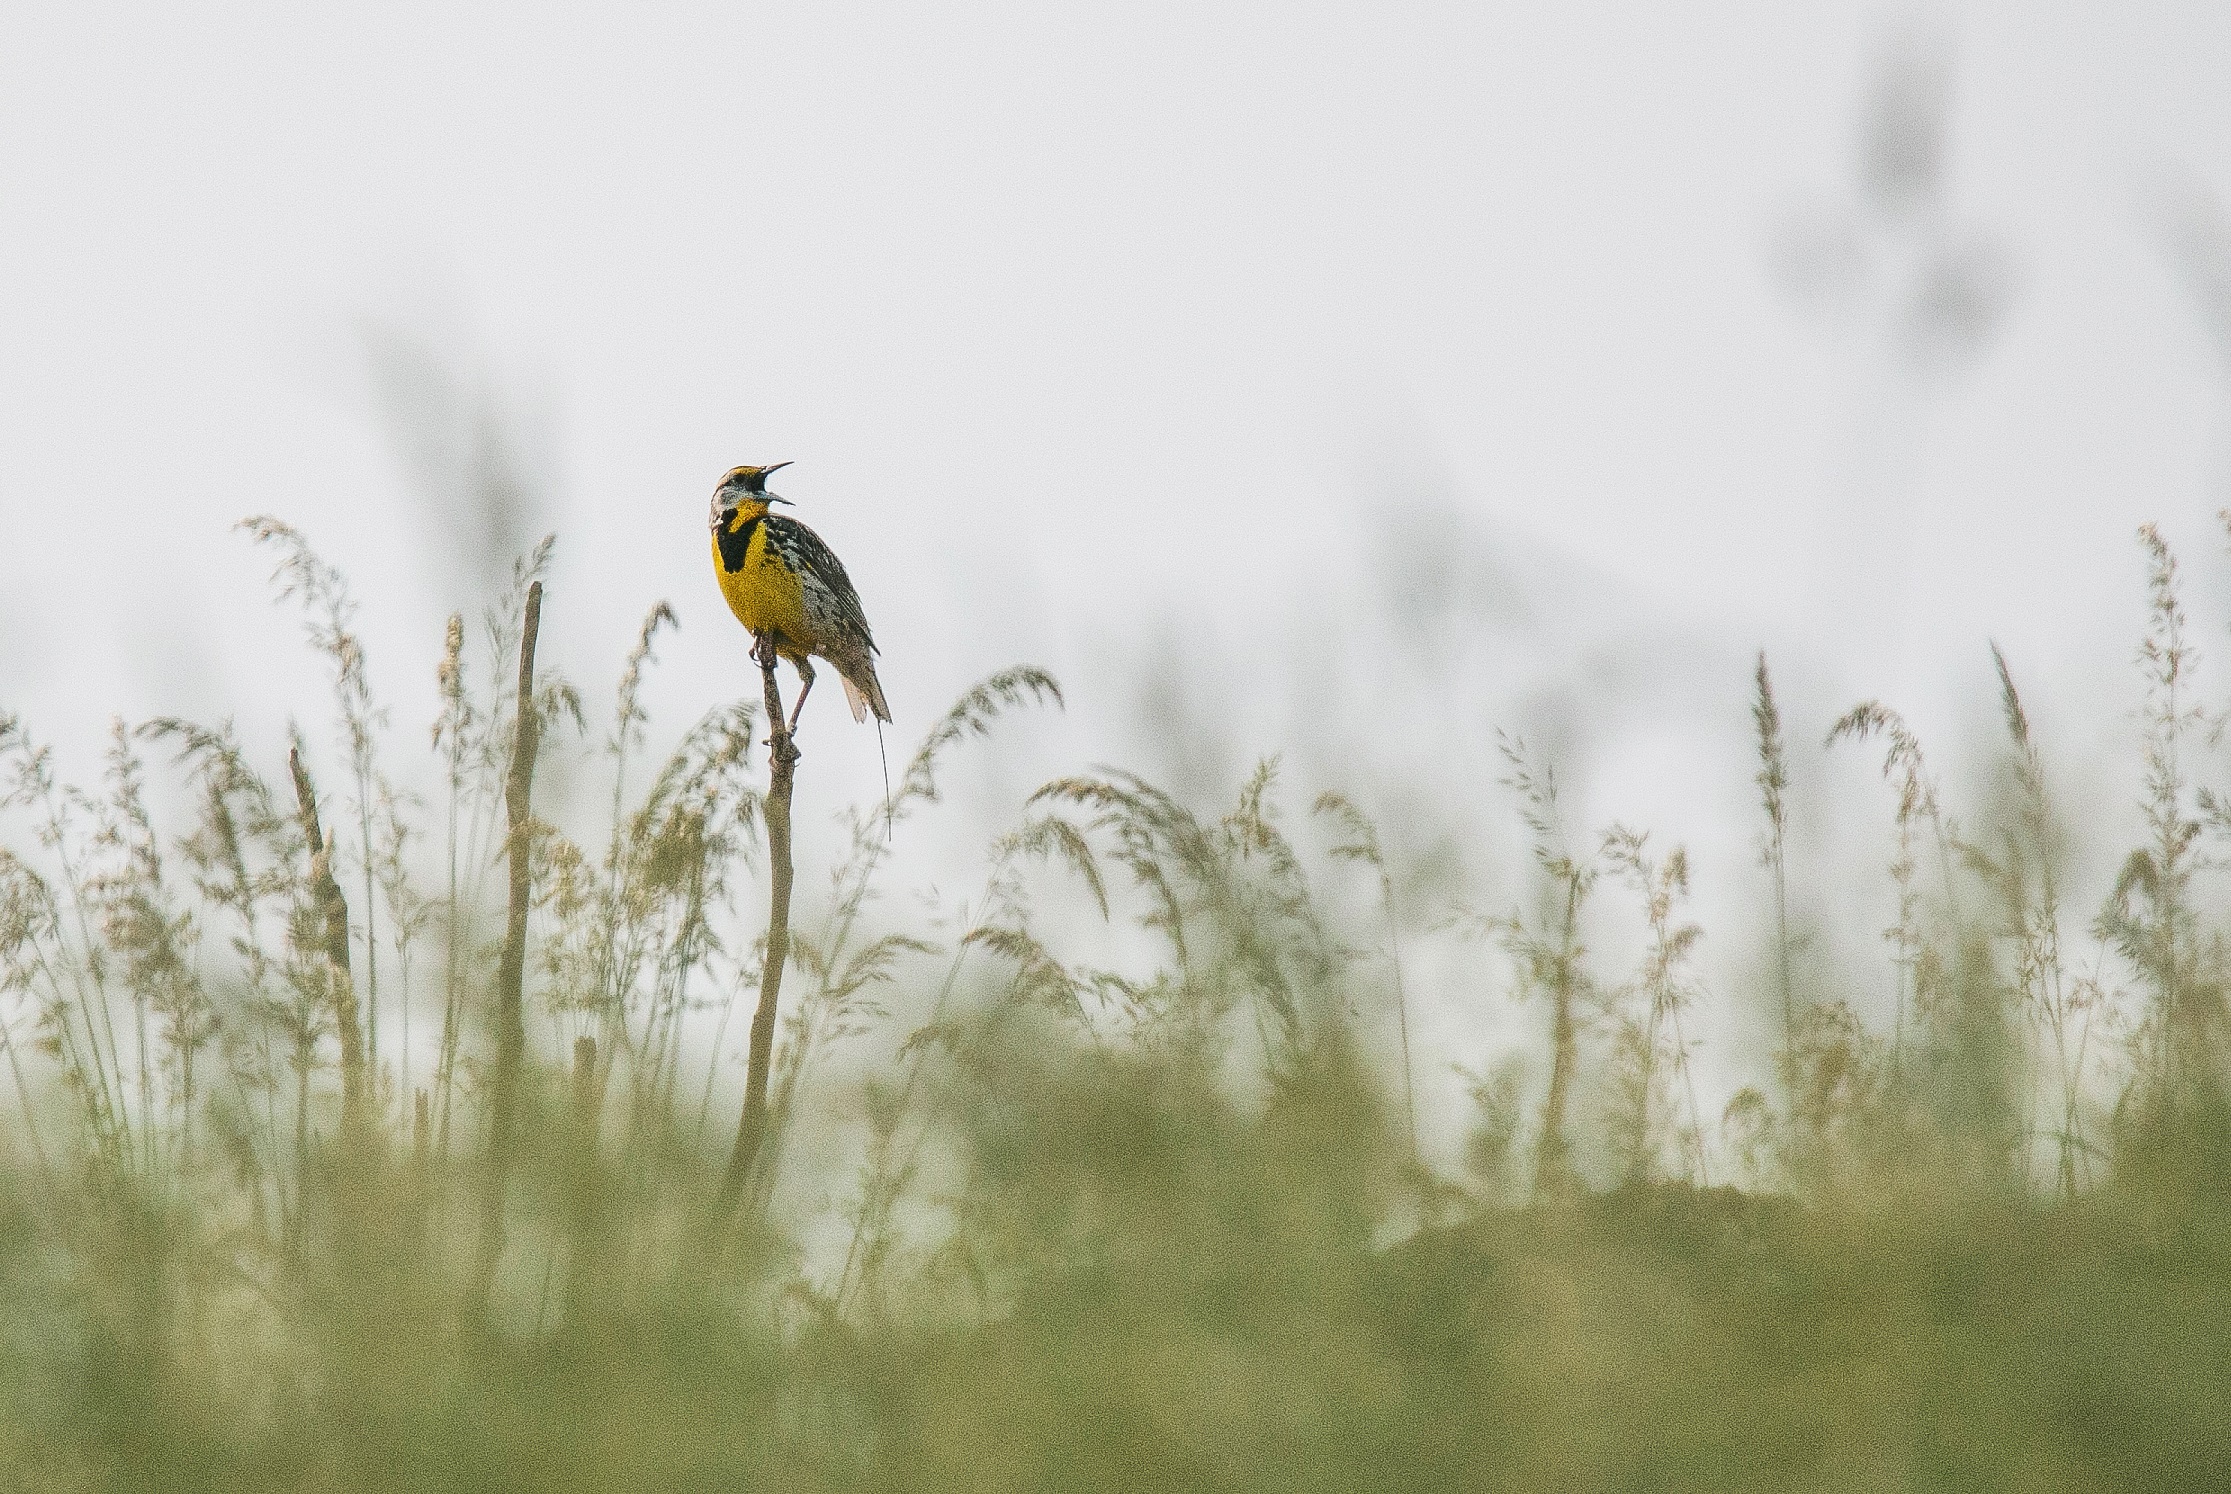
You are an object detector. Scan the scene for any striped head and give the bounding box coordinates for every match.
[708,462,793,532]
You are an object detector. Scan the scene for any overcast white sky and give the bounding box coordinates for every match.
[7,2,2231,737]
[8,3,2231,1126]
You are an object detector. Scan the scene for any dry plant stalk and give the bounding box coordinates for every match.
[718,632,800,1220]
[288,745,364,1136]
[1494,733,1596,1199]
[1752,654,1796,1066]
[1315,791,1418,1160]
[478,578,544,1287]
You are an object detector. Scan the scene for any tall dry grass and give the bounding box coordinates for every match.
[0,515,2227,1491]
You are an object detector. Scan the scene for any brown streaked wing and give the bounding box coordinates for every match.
[765,515,876,653]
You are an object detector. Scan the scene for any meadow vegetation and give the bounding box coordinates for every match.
[1,511,2229,1492]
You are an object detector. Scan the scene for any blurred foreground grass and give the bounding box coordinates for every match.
[3,1038,2227,1491]
[1,519,2229,1491]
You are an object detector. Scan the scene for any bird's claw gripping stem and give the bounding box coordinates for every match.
[752,631,802,764]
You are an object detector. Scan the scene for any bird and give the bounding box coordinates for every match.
[708,462,892,736]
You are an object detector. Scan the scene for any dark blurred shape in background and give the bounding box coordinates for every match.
[360,319,558,605]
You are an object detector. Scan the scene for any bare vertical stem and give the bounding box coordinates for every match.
[1532,876,1581,1198]
[718,634,798,1221]
[1383,868,1419,1163]
[571,1034,598,1119]
[477,579,544,1292]
[1753,654,1796,1073]
[289,747,364,1137]
[434,613,467,1158]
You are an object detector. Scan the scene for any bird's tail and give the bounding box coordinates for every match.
[840,664,893,725]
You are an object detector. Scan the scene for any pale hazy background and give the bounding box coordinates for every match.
[8,2,2231,1147]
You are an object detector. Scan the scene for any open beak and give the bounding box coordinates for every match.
[760,460,794,502]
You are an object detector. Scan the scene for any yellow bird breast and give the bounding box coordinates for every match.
[712,515,810,649]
